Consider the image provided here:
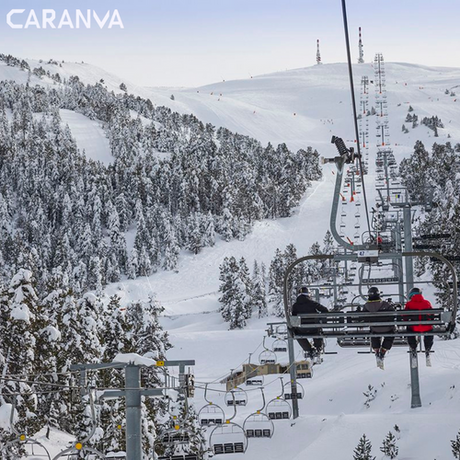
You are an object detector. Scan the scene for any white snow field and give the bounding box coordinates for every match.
[2,58,460,458]
[104,62,460,459]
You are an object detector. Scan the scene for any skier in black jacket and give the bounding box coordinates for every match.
[292,286,329,358]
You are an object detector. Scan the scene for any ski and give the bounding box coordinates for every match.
[410,350,418,369]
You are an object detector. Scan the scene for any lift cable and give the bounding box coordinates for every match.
[341,0,372,238]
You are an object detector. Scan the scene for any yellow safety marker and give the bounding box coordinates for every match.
[256,410,260,414]
[156,360,165,367]
[174,425,180,430]
[225,420,230,424]
[117,424,122,430]
[19,434,26,441]
[75,442,83,451]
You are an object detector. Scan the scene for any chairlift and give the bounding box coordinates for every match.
[0,437,52,460]
[209,392,248,455]
[265,378,292,420]
[283,253,458,342]
[243,388,274,439]
[246,375,264,386]
[283,381,305,400]
[198,385,225,426]
[51,390,105,460]
[225,387,248,407]
[272,338,288,353]
[295,360,313,379]
[157,405,203,460]
[0,396,53,460]
[258,337,277,365]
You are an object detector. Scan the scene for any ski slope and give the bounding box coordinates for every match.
[2,57,460,458]
[105,61,460,459]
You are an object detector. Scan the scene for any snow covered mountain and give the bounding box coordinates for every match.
[2,55,460,459]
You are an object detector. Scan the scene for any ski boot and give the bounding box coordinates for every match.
[425,350,432,367]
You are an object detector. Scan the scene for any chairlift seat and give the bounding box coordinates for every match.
[289,309,453,340]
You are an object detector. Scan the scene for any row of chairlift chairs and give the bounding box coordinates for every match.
[0,337,291,460]
[198,377,305,456]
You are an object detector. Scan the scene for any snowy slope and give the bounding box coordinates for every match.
[3,57,460,459]
[127,62,460,459]
[148,62,460,154]
[105,61,460,308]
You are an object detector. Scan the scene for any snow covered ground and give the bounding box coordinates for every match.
[2,57,460,458]
[104,61,460,459]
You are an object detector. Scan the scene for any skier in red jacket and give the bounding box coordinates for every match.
[404,287,433,355]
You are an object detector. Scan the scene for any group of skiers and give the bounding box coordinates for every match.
[292,285,434,368]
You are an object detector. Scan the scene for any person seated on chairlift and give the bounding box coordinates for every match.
[364,286,395,363]
[292,286,329,359]
[404,287,433,356]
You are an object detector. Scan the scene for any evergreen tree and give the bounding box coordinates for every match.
[452,429,460,459]
[218,257,249,329]
[380,431,399,459]
[252,261,268,318]
[353,434,375,460]
[268,248,285,317]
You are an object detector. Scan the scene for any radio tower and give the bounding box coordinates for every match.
[316,39,322,65]
[358,27,364,63]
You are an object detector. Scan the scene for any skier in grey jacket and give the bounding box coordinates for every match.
[363,286,395,367]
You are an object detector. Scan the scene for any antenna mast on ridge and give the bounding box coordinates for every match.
[358,27,364,63]
[316,39,322,65]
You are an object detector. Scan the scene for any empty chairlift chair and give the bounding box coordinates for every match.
[272,339,288,353]
[283,381,305,401]
[258,337,277,365]
[210,392,248,455]
[265,378,292,421]
[225,387,248,407]
[198,385,225,426]
[157,426,202,460]
[243,388,274,439]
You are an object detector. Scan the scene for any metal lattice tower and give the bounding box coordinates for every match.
[359,76,370,171]
[316,39,322,65]
[374,53,390,147]
[358,27,364,63]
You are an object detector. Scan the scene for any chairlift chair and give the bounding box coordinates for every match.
[198,384,225,426]
[0,438,52,460]
[265,379,292,420]
[224,387,248,407]
[258,337,277,365]
[284,253,458,343]
[272,338,288,353]
[283,381,305,400]
[157,425,203,460]
[243,389,274,439]
[209,392,248,455]
[246,375,264,386]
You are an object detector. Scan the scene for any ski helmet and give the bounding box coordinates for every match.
[299,286,310,295]
[367,286,381,300]
[408,287,422,299]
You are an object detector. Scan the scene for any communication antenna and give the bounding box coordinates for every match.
[316,39,322,65]
[358,27,364,63]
